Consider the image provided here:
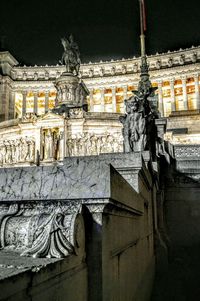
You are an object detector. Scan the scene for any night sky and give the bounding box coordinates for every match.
[1,0,200,65]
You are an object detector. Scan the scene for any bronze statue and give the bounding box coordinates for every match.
[60,35,81,75]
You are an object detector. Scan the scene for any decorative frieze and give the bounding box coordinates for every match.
[0,137,35,165]
[174,145,200,159]
[66,133,123,157]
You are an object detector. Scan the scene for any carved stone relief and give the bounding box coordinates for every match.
[41,128,61,161]
[69,108,84,118]
[66,133,123,157]
[0,137,35,165]
[0,202,85,259]
[174,145,200,159]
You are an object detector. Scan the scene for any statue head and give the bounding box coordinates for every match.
[69,34,74,43]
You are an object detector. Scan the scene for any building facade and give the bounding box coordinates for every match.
[0,46,200,167]
[0,46,200,121]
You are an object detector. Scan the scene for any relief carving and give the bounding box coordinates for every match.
[66,133,123,156]
[0,203,85,259]
[0,137,35,165]
[42,128,60,161]
[174,145,200,159]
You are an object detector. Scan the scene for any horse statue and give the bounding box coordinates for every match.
[60,35,81,75]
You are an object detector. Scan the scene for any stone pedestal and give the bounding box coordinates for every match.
[54,72,89,114]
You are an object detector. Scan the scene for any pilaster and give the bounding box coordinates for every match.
[100,88,105,112]
[170,79,176,112]
[158,81,164,117]
[181,77,188,110]
[45,91,49,113]
[194,74,200,109]
[22,91,27,116]
[112,87,116,112]
[33,91,38,115]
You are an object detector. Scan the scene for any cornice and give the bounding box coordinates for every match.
[1,46,200,87]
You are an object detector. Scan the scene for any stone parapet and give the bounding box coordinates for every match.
[0,153,155,301]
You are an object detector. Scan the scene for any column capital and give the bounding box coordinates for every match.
[21,90,28,96]
[193,74,199,81]
[181,76,187,83]
[169,78,175,85]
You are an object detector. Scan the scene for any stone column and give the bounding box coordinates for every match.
[182,77,188,110]
[123,85,128,100]
[22,91,27,117]
[0,77,11,121]
[100,88,105,112]
[33,91,38,115]
[89,89,94,112]
[158,81,164,117]
[9,91,15,120]
[112,87,116,112]
[45,91,49,113]
[170,79,176,112]
[194,74,200,109]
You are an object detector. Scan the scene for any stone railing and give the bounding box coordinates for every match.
[173,144,200,159]
[0,137,35,166]
[66,132,123,157]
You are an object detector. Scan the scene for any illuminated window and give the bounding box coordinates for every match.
[187,86,195,94]
[174,79,182,86]
[38,92,45,115]
[116,95,123,104]
[104,88,112,104]
[186,81,196,110]
[26,92,34,113]
[163,100,172,117]
[187,77,194,84]
[127,85,134,98]
[48,91,56,109]
[116,90,124,113]
[116,87,123,93]
[188,94,196,110]
[162,81,170,87]
[15,92,23,118]
[152,82,158,88]
[93,89,101,105]
[116,102,125,113]
[163,89,170,98]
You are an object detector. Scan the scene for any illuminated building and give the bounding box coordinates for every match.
[1,46,200,119]
[0,46,200,166]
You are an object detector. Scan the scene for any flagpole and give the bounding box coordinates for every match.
[139,0,146,57]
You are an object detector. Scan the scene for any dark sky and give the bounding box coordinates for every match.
[1,0,200,65]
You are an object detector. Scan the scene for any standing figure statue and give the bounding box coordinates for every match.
[60,35,81,75]
[120,97,147,152]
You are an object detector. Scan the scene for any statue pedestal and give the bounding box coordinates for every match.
[54,72,89,113]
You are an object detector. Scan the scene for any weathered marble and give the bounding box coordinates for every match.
[0,159,111,200]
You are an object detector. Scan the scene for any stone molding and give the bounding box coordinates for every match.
[7,46,200,82]
[173,144,200,159]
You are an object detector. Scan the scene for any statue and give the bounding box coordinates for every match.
[44,129,53,160]
[120,49,160,154]
[60,35,81,75]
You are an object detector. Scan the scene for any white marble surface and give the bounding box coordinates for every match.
[0,158,111,201]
